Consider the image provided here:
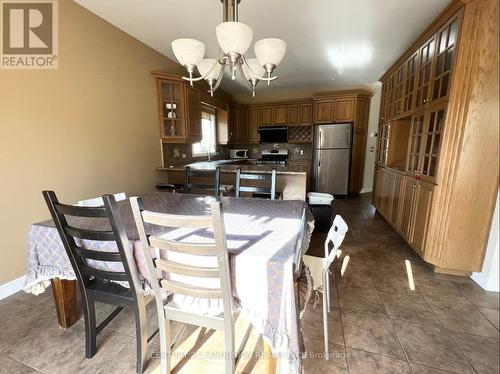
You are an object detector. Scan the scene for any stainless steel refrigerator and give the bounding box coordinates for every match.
[312,123,352,195]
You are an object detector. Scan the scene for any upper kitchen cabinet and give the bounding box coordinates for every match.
[153,73,203,144]
[248,107,261,143]
[273,105,289,125]
[228,103,247,144]
[313,95,356,123]
[373,0,498,275]
[313,99,334,123]
[261,107,273,126]
[300,103,313,125]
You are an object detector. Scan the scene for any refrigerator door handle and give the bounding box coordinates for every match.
[346,129,351,145]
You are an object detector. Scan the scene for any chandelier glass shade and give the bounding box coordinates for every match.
[171,0,286,97]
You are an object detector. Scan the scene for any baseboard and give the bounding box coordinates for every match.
[471,272,499,292]
[359,187,372,194]
[0,275,26,301]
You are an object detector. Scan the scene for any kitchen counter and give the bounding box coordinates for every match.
[157,159,311,200]
[157,159,311,175]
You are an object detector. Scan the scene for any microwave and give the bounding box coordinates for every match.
[229,149,248,159]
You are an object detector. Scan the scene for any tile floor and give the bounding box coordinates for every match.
[0,193,498,373]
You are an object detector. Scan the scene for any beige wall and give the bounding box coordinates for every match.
[0,0,184,284]
[361,83,382,192]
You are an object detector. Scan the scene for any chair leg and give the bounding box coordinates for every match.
[326,273,331,313]
[83,297,97,358]
[159,315,171,374]
[322,274,329,360]
[224,324,235,373]
[134,301,149,374]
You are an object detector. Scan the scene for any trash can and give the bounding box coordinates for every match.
[307,192,334,233]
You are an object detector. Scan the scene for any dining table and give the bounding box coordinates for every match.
[24,191,314,373]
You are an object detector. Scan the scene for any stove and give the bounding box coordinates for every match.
[257,148,288,166]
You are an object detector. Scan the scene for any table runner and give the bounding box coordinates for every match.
[25,192,314,373]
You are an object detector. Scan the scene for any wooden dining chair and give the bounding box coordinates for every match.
[235,168,277,200]
[77,192,127,207]
[302,215,348,359]
[184,166,221,196]
[130,197,246,374]
[43,191,157,374]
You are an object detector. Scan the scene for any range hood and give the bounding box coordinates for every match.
[258,126,288,143]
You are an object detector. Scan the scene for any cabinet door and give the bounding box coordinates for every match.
[185,85,201,142]
[216,109,228,145]
[236,105,247,143]
[399,177,416,241]
[406,113,425,174]
[421,105,446,180]
[402,52,418,114]
[392,67,405,117]
[300,103,313,124]
[373,168,384,208]
[289,104,299,125]
[273,105,289,125]
[415,36,436,108]
[432,15,460,103]
[158,80,186,142]
[314,100,334,123]
[334,98,355,122]
[389,172,403,227]
[248,108,260,143]
[411,181,434,253]
[261,107,273,126]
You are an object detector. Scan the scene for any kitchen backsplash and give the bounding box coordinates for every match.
[162,142,311,167]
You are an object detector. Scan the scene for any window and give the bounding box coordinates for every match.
[192,108,216,157]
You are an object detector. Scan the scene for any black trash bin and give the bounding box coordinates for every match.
[307,193,335,233]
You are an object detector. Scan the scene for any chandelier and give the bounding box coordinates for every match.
[171,0,286,98]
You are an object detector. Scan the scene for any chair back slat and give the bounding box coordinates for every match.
[77,192,126,207]
[73,246,123,262]
[235,168,277,200]
[155,258,220,278]
[184,166,221,196]
[64,226,116,241]
[55,203,108,218]
[142,210,213,229]
[160,279,223,299]
[42,191,144,299]
[149,235,219,256]
[325,215,349,265]
[80,265,129,282]
[130,197,233,310]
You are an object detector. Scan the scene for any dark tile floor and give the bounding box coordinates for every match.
[0,193,498,373]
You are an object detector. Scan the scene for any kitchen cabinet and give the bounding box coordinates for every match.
[185,85,202,142]
[313,96,357,123]
[261,107,273,126]
[248,107,261,143]
[334,98,355,122]
[155,78,201,143]
[374,1,498,275]
[300,103,313,125]
[314,100,334,123]
[228,103,247,144]
[389,172,403,227]
[289,104,299,125]
[273,105,289,125]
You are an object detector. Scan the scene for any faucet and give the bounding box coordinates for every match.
[207,144,216,161]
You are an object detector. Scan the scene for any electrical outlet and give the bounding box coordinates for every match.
[370,147,374,152]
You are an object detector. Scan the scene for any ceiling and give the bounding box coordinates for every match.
[74,0,450,103]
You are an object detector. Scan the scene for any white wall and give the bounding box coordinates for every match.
[472,190,500,292]
[360,82,382,193]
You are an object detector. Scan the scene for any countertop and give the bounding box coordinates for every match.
[157,159,310,175]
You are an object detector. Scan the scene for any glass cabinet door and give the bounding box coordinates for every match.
[421,105,446,179]
[393,66,405,117]
[432,15,460,101]
[415,36,436,108]
[407,113,425,173]
[402,53,418,113]
[159,81,185,140]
